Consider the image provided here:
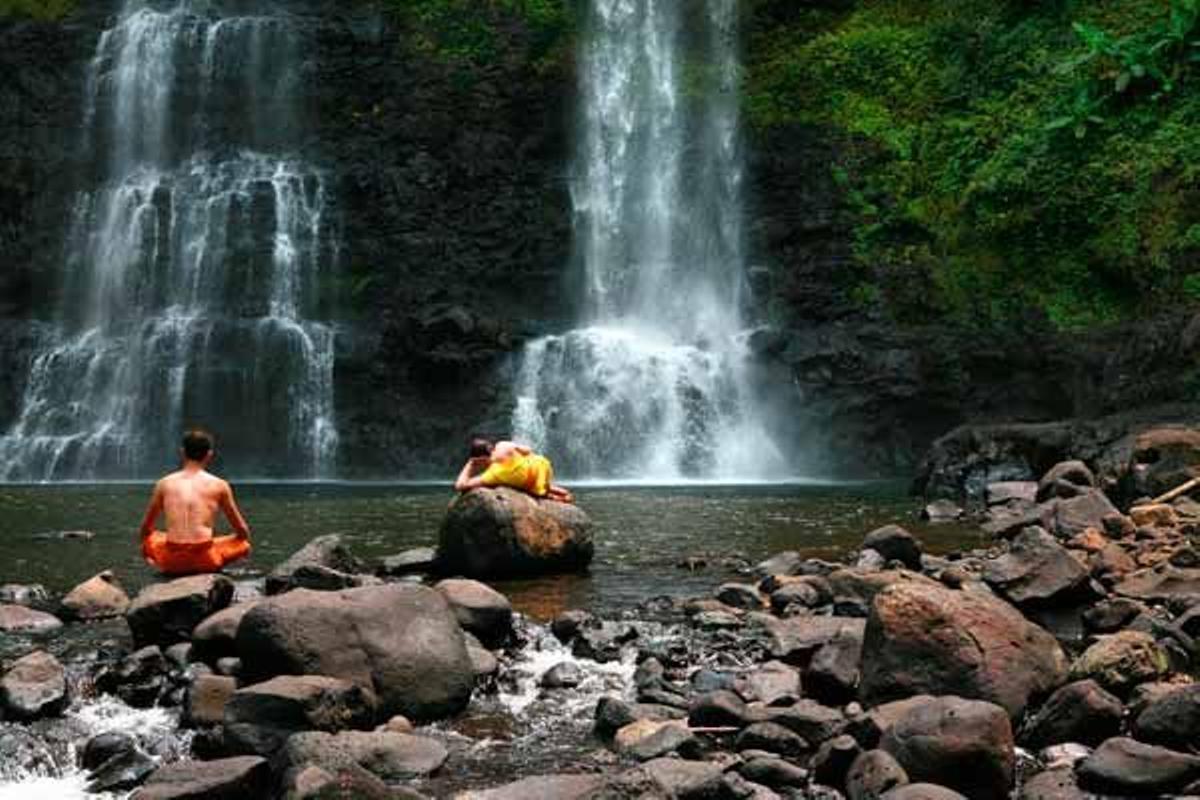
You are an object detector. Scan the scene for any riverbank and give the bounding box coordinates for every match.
[0,474,1197,797]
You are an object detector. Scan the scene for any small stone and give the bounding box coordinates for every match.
[716,582,763,610]
[846,749,908,800]
[1068,630,1170,695]
[550,609,597,643]
[1021,679,1123,749]
[735,722,809,758]
[540,661,585,689]
[1076,737,1200,795]
[376,547,437,577]
[738,756,809,790]
[435,578,513,647]
[811,734,861,789]
[0,650,66,720]
[379,715,414,734]
[183,674,237,728]
[61,571,130,620]
[132,756,270,799]
[0,604,62,634]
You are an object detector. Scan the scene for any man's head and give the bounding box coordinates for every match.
[469,437,495,460]
[182,429,215,464]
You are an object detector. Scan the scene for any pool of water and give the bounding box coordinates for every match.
[0,482,979,619]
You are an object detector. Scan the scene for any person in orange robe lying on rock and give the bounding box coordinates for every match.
[138,429,252,576]
[454,437,575,503]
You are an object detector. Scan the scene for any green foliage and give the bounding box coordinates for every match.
[369,0,573,75]
[746,0,1200,329]
[0,0,75,20]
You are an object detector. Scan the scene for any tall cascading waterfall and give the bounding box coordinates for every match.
[512,0,785,479]
[0,0,339,481]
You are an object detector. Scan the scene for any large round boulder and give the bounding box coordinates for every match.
[860,583,1068,719]
[880,696,1014,800]
[436,488,594,578]
[235,583,473,721]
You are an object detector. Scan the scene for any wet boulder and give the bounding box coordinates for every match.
[0,650,66,720]
[880,696,1014,800]
[762,614,866,664]
[1021,679,1123,749]
[235,583,473,721]
[191,601,260,663]
[132,756,270,800]
[1076,737,1200,795]
[860,583,1068,719]
[982,527,1090,607]
[376,547,437,577]
[95,645,172,709]
[86,745,156,794]
[861,526,923,570]
[595,696,686,737]
[277,730,448,781]
[1048,490,1119,539]
[806,626,864,705]
[265,534,368,595]
[224,675,377,757]
[183,674,237,728]
[61,570,130,620]
[434,578,513,647]
[1131,684,1200,751]
[125,574,234,648]
[0,604,62,634]
[436,487,593,578]
[738,756,809,790]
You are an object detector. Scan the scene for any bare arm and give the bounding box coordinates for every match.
[138,482,164,540]
[454,457,490,493]
[219,483,251,539]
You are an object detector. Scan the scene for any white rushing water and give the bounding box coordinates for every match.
[513,0,786,480]
[0,0,338,481]
[0,696,188,800]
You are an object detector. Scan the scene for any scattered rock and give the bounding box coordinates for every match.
[464,632,499,680]
[224,675,377,757]
[540,661,585,690]
[376,547,437,577]
[1076,736,1200,795]
[735,722,809,758]
[594,696,686,738]
[86,745,156,794]
[1018,767,1089,800]
[807,626,864,705]
[880,696,1014,800]
[762,615,866,664]
[846,749,908,800]
[1131,684,1200,751]
[986,482,1038,507]
[60,571,130,620]
[0,604,62,634]
[236,584,473,721]
[716,582,763,610]
[1049,490,1120,539]
[278,730,448,781]
[183,674,237,728]
[688,690,756,729]
[1081,597,1145,634]
[435,578,513,647]
[982,527,1090,606]
[1068,630,1170,696]
[1021,679,1123,749]
[862,526,923,570]
[739,756,809,790]
[550,610,598,644]
[641,757,724,799]
[132,756,270,799]
[766,700,846,745]
[0,584,48,607]
[436,487,594,578]
[615,720,696,761]
[1037,461,1096,502]
[1114,563,1200,603]
[454,774,606,800]
[1130,503,1179,528]
[125,574,234,649]
[826,569,941,612]
[735,661,801,706]
[811,734,862,789]
[0,650,66,720]
[860,583,1068,719]
[190,601,259,663]
[265,534,365,595]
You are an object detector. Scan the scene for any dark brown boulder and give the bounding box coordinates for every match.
[880,696,1014,800]
[982,527,1090,607]
[223,675,377,757]
[1132,684,1200,751]
[60,571,130,620]
[436,488,593,578]
[1021,679,1123,749]
[0,650,66,720]
[860,583,1068,719]
[131,756,270,800]
[1076,737,1200,795]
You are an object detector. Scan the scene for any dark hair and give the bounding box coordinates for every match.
[469,437,494,458]
[182,429,214,461]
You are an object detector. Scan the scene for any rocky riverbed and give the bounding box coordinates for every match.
[0,471,1198,799]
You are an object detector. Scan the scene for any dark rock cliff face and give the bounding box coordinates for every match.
[0,3,1194,480]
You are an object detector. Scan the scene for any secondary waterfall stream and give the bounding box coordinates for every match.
[0,0,338,481]
[512,0,785,480]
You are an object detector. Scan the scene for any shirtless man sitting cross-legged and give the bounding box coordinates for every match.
[138,429,252,576]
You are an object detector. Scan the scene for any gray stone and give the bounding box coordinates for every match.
[1019,768,1089,800]
[716,582,763,610]
[61,571,130,620]
[766,699,846,744]
[807,624,864,705]
[739,756,809,790]
[881,785,967,800]
[191,601,259,663]
[846,749,908,800]
[277,730,448,780]
[1115,563,1200,603]
[131,756,270,800]
[1076,737,1200,795]
[1068,630,1170,695]
[265,534,365,595]
[376,547,437,576]
[641,757,724,799]
[862,526,923,570]
[435,578,513,647]
[0,604,62,634]
[735,661,801,706]
[125,574,234,649]
[1022,679,1123,749]
[455,774,606,800]
[235,583,473,721]
[1038,461,1096,502]
[223,675,377,757]
[735,722,809,758]
[982,527,1089,606]
[1132,684,1200,751]
[1049,490,1119,539]
[986,482,1038,507]
[0,650,66,720]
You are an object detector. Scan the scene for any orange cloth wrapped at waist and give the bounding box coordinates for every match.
[479,453,553,497]
[142,532,250,576]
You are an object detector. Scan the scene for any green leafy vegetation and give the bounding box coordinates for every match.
[746,0,1200,328]
[0,0,75,20]
[366,0,573,76]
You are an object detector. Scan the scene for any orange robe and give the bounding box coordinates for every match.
[142,533,250,576]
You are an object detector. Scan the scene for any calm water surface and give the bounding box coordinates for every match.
[0,482,980,618]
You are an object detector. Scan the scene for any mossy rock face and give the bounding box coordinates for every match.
[1069,630,1171,696]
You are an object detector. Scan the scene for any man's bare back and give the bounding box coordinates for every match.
[142,467,249,543]
[139,430,252,576]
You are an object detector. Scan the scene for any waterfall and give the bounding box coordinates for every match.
[0,0,338,481]
[512,0,784,480]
